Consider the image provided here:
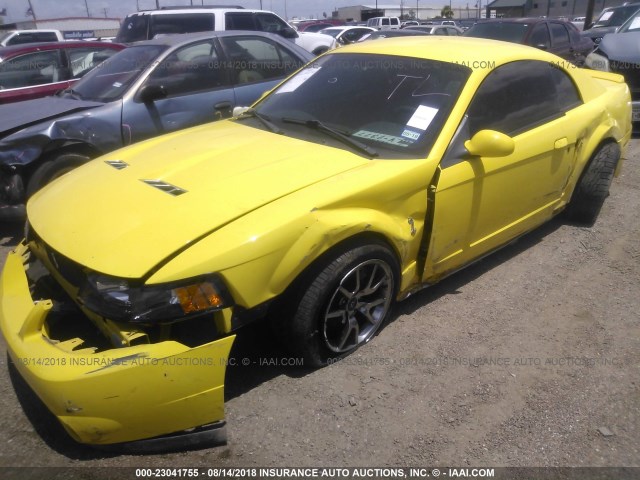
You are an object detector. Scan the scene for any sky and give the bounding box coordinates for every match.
[0,0,472,23]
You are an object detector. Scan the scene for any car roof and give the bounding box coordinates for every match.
[0,41,123,59]
[339,35,562,69]
[134,30,296,47]
[126,8,269,16]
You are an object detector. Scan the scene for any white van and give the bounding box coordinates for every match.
[366,17,401,30]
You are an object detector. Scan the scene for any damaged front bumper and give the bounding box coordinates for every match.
[0,242,235,448]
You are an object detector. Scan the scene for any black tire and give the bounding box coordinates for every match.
[26,153,90,198]
[278,243,399,367]
[564,142,620,225]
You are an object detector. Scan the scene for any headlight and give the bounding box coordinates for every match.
[585,51,610,71]
[79,273,233,324]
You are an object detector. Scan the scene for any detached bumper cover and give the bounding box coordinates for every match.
[0,243,235,446]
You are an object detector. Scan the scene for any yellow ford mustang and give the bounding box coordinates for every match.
[0,37,632,450]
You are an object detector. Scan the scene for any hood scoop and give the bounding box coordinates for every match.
[105,160,129,170]
[141,179,188,196]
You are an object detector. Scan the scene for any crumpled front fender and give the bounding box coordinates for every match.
[0,243,235,446]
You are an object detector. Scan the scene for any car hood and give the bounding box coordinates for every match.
[0,96,103,138]
[598,31,640,61]
[27,120,368,278]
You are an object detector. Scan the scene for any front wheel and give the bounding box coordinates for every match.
[27,152,90,198]
[283,243,398,367]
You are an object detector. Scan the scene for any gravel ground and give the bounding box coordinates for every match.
[0,138,638,477]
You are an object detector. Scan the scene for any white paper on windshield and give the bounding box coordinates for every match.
[407,105,438,131]
[276,67,321,94]
[599,11,614,22]
[630,17,640,30]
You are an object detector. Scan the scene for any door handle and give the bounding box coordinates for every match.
[554,138,568,149]
[214,101,233,119]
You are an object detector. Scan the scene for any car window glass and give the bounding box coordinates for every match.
[255,13,290,33]
[391,18,399,25]
[466,60,579,136]
[150,14,214,37]
[225,13,257,30]
[435,27,448,35]
[116,15,149,43]
[549,23,570,46]
[383,18,390,25]
[68,47,119,79]
[220,36,303,84]
[73,45,166,102]
[448,27,460,35]
[144,41,223,96]
[0,50,64,89]
[529,23,550,48]
[256,53,471,158]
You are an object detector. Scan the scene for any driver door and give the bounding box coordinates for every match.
[423,60,586,280]
[121,39,234,145]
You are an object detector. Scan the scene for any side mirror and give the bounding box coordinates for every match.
[138,84,168,103]
[465,130,515,157]
[280,27,299,39]
[233,106,250,116]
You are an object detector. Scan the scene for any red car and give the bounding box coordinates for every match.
[0,41,124,104]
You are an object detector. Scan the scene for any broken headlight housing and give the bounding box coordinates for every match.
[79,273,233,324]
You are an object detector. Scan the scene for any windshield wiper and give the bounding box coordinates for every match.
[235,108,282,134]
[281,117,378,158]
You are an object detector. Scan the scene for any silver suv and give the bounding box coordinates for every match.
[115,7,336,55]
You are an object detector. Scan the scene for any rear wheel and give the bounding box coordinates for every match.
[565,142,620,225]
[281,243,398,367]
[27,153,90,198]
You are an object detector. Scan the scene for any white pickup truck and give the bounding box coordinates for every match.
[115,8,336,55]
[0,29,64,47]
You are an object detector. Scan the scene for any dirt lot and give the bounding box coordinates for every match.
[0,138,638,474]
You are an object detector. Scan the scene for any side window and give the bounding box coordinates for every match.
[150,14,214,37]
[220,36,304,84]
[529,23,550,49]
[382,18,390,26]
[391,18,399,26]
[549,22,570,47]
[466,60,579,136]
[0,50,64,89]
[143,41,224,97]
[68,47,119,79]
[255,13,291,34]
[34,32,58,42]
[434,27,448,35]
[225,13,257,30]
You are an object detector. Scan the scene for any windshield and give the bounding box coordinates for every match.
[319,28,343,38]
[253,53,471,158]
[618,10,640,32]
[593,5,640,28]
[70,45,166,102]
[464,22,529,42]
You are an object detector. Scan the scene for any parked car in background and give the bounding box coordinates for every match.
[585,9,640,122]
[1,36,630,451]
[581,3,640,44]
[115,7,336,55]
[296,19,345,32]
[0,41,124,104]
[0,31,312,220]
[0,29,63,47]
[359,29,430,41]
[405,25,464,35]
[366,16,401,30]
[464,18,593,65]
[319,26,375,44]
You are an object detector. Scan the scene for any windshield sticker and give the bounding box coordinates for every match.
[276,67,321,94]
[401,129,421,141]
[599,11,613,22]
[407,105,438,131]
[112,82,123,88]
[630,17,640,30]
[354,130,412,147]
